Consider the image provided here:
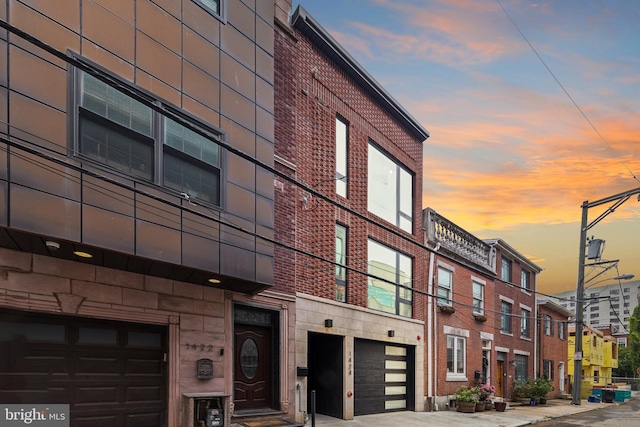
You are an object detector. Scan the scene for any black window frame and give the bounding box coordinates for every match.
[73,64,224,207]
[335,223,348,303]
[192,0,226,21]
[500,301,512,334]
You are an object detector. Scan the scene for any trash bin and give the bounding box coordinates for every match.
[602,389,615,403]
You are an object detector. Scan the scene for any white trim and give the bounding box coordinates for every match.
[436,260,455,271]
[480,331,494,341]
[514,349,530,356]
[495,346,510,353]
[444,325,469,338]
[471,276,486,285]
[499,295,514,304]
[519,303,532,311]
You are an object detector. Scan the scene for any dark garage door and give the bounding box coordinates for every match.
[354,339,414,416]
[0,311,167,427]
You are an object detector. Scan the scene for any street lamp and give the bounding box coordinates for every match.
[572,186,640,405]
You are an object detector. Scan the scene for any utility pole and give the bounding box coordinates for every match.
[571,187,640,405]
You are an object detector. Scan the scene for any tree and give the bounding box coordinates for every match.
[614,345,634,379]
[627,305,640,377]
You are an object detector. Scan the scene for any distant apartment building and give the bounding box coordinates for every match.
[536,299,573,398]
[552,281,640,336]
[275,3,430,422]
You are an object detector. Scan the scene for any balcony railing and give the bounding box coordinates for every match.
[424,208,496,272]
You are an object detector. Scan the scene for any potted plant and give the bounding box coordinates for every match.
[513,378,534,404]
[454,385,480,413]
[532,376,554,404]
[480,383,496,409]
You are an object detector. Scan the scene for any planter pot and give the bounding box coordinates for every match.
[475,402,485,412]
[457,401,476,413]
[438,305,455,314]
[473,314,487,322]
[539,398,547,405]
[494,401,507,412]
[485,401,493,410]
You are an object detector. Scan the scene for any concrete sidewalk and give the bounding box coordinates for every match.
[310,397,625,427]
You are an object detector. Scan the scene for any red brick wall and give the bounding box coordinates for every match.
[538,305,569,398]
[274,14,426,317]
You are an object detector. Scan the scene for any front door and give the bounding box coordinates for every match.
[496,360,505,398]
[234,324,272,411]
[559,362,565,393]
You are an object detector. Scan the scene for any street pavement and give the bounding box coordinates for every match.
[309,394,638,427]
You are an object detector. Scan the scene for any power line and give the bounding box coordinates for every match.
[496,0,640,184]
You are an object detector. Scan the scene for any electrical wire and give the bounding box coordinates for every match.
[496,0,640,183]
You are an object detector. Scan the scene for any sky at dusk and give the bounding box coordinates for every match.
[292,0,640,295]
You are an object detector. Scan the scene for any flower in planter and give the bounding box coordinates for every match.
[454,385,481,403]
[479,384,496,401]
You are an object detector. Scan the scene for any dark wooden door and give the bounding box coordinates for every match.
[308,333,343,418]
[496,360,505,397]
[234,324,271,411]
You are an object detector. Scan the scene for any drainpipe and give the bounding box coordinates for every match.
[427,250,436,407]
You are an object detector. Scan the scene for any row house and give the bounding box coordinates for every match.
[424,210,542,408]
[275,3,430,422]
[0,1,292,426]
[537,299,573,398]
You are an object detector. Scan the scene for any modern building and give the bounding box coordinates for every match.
[552,281,640,336]
[0,1,293,426]
[275,3,430,422]
[536,299,573,398]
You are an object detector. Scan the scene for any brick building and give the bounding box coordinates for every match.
[487,238,542,400]
[0,1,294,426]
[275,3,430,422]
[537,299,573,398]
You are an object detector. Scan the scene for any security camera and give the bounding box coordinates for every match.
[45,241,60,251]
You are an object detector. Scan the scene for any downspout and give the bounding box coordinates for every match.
[427,250,436,405]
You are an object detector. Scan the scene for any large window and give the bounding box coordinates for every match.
[367,143,413,233]
[335,116,348,197]
[521,270,531,292]
[447,336,465,378]
[500,301,512,334]
[193,0,223,17]
[437,267,453,306]
[558,321,566,340]
[335,224,347,302]
[367,240,412,317]
[515,354,528,381]
[501,258,512,282]
[78,71,221,205]
[521,308,531,338]
[472,280,484,314]
[544,315,554,335]
[543,360,554,380]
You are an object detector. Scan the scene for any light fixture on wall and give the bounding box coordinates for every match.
[509,360,516,367]
[388,330,395,337]
[324,319,333,328]
[73,250,93,259]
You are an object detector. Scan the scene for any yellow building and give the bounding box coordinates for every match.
[568,326,618,397]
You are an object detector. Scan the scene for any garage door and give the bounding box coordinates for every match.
[0,311,167,427]
[354,339,414,415]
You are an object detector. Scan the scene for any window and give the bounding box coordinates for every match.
[521,308,531,338]
[590,313,599,319]
[335,224,347,302]
[544,315,554,335]
[521,270,531,291]
[500,301,512,334]
[447,336,465,378]
[335,116,348,197]
[193,0,222,16]
[368,143,413,233]
[78,71,221,204]
[558,321,566,340]
[501,258,512,282]
[618,337,627,347]
[624,287,630,293]
[472,281,484,314]
[590,306,600,311]
[610,289,619,295]
[437,267,452,306]
[515,354,528,381]
[367,240,412,317]
[543,360,554,380]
